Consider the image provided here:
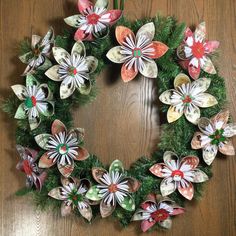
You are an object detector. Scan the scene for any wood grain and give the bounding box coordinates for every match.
[0,0,235,235]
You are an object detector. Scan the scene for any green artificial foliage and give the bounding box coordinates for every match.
[1,13,227,232]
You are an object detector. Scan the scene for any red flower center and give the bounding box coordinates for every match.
[191,41,205,59]
[23,160,32,175]
[151,209,169,222]
[171,170,184,181]
[25,96,37,108]
[68,67,77,76]
[108,184,118,193]
[132,48,142,58]
[87,13,100,25]
[182,95,192,104]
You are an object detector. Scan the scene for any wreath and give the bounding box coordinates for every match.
[2,0,235,233]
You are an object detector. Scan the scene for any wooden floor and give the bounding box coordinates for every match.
[0,0,235,235]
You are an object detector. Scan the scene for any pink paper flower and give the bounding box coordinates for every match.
[64,0,122,41]
[149,151,209,200]
[177,22,219,80]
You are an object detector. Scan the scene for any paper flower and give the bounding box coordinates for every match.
[16,145,47,190]
[34,119,89,177]
[191,110,236,165]
[45,41,98,99]
[11,75,54,130]
[19,27,54,75]
[64,0,122,41]
[177,22,219,80]
[85,160,140,218]
[149,151,209,200]
[159,73,218,124]
[132,194,184,232]
[106,22,168,82]
[48,176,95,220]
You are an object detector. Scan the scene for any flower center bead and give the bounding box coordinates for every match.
[151,209,169,222]
[108,184,118,193]
[68,67,77,76]
[22,160,32,175]
[171,170,184,181]
[24,96,37,108]
[210,129,226,146]
[191,41,205,59]
[56,143,69,155]
[132,48,142,58]
[182,95,192,104]
[70,193,83,205]
[87,13,100,25]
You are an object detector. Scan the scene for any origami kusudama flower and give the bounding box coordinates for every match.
[159,73,218,124]
[19,27,54,75]
[64,0,122,41]
[191,110,236,165]
[34,119,89,177]
[48,176,96,220]
[16,145,47,190]
[85,160,140,218]
[132,194,184,232]
[177,22,219,80]
[149,151,209,200]
[106,22,168,82]
[45,41,98,99]
[11,75,54,130]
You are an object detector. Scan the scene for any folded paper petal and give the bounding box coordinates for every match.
[92,167,107,184]
[72,40,86,57]
[78,82,91,95]
[86,56,98,73]
[174,73,191,88]
[160,179,176,196]
[29,117,41,130]
[163,151,179,164]
[11,85,27,101]
[141,220,156,232]
[149,163,166,177]
[74,28,93,41]
[51,119,67,135]
[136,22,155,43]
[105,10,122,24]
[69,128,85,142]
[192,169,209,183]
[201,57,216,74]
[95,0,108,8]
[184,105,200,124]
[194,22,206,41]
[219,141,235,155]
[48,187,65,200]
[19,52,33,64]
[184,27,193,40]
[159,218,172,229]
[14,103,27,119]
[117,193,135,211]
[61,201,72,216]
[35,171,48,190]
[100,199,116,218]
[121,63,138,82]
[26,74,39,87]
[35,134,52,150]
[57,161,75,177]
[86,185,102,201]
[52,47,70,64]
[197,117,212,134]
[167,106,183,123]
[78,204,93,221]
[139,60,158,78]
[78,0,93,13]
[61,176,76,188]
[205,41,220,54]
[40,101,55,117]
[203,145,218,165]
[178,182,194,200]
[180,156,199,170]
[159,90,173,105]
[64,15,81,28]
[188,63,201,80]
[115,26,135,46]
[195,93,218,108]
[177,44,189,60]
[38,152,55,168]
[223,124,236,137]
[211,110,229,128]
[192,77,211,93]
[31,35,41,48]
[191,132,203,149]
[60,79,75,99]
[123,177,140,193]
[106,46,125,63]
[109,159,124,174]
[74,147,89,161]
[148,41,169,59]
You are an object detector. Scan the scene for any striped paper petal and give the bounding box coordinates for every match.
[115,26,135,46]
[147,41,169,59]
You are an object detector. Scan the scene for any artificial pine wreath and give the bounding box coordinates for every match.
[2,0,236,233]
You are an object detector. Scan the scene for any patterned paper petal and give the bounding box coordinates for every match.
[35,134,52,150]
[26,74,39,87]
[219,141,235,155]
[78,81,91,95]
[86,56,98,73]
[61,201,72,217]
[131,209,145,221]
[39,83,53,100]
[31,35,41,48]
[178,182,194,200]
[64,15,81,28]
[37,58,52,72]
[100,199,116,218]
[167,105,183,123]
[115,26,135,46]
[160,179,176,196]
[78,204,93,221]
[57,161,75,177]
[72,40,86,57]
[38,152,55,168]
[159,218,172,229]
[74,147,90,161]
[201,57,216,74]
[60,80,75,99]
[204,41,220,54]
[95,0,108,8]
[188,63,201,80]
[105,10,122,25]
[45,65,61,81]
[117,193,135,211]
[29,117,41,131]
[203,145,218,165]
[78,0,93,14]
[85,185,102,201]
[51,119,67,135]
[174,73,191,89]
[196,93,218,108]
[11,85,27,100]
[198,117,212,134]
[171,206,185,216]
[106,46,126,63]
[139,60,158,78]
[74,28,93,41]
[194,22,206,41]
[159,90,173,105]
[141,220,156,232]
[192,169,209,183]
[122,177,140,193]
[177,44,189,60]
[223,124,236,137]
[69,128,85,142]
[92,167,108,184]
[184,105,200,124]
[14,103,27,119]
[48,187,65,200]
[109,159,124,174]
[149,163,166,178]
[61,176,76,188]
[192,77,211,93]
[147,41,169,59]
[184,27,194,41]
[19,52,33,64]
[35,171,48,190]
[191,132,204,149]
[211,110,229,128]
[52,47,70,64]
[121,63,138,82]
[136,22,155,42]
[180,155,199,170]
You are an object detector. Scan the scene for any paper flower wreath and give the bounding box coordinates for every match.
[64,0,122,41]
[191,110,236,165]
[86,160,140,218]
[177,22,219,80]
[34,119,89,177]
[106,22,169,82]
[159,73,218,124]
[150,151,209,200]
[132,194,184,232]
